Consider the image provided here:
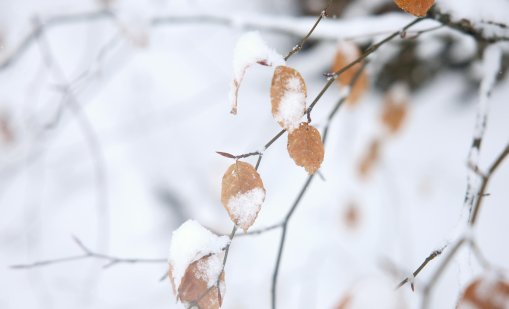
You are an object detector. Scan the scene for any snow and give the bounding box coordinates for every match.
[168,220,230,292]
[273,76,306,132]
[196,253,224,288]
[229,31,285,114]
[2,1,509,309]
[226,187,265,230]
[336,40,359,62]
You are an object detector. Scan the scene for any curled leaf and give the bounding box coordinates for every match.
[169,254,225,309]
[457,275,509,309]
[287,122,324,174]
[332,41,368,105]
[270,66,307,132]
[394,0,434,17]
[229,31,285,115]
[221,161,266,232]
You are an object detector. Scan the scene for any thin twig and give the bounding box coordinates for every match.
[10,236,166,269]
[284,0,334,61]
[395,248,444,289]
[469,143,509,225]
[420,238,466,309]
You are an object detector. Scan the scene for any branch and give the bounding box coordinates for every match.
[469,143,509,225]
[427,6,509,43]
[34,22,110,251]
[10,236,166,269]
[271,62,368,309]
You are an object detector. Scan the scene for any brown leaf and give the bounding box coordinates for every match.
[332,41,368,105]
[394,0,435,17]
[381,84,409,135]
[358,138,381,179]
[270,66,307,132]
[171,254,225,309]
[343,201,360,230]
[287,122,324,174]
[221,161,266,232]
[335,293,353,309]
[457,276,509,309]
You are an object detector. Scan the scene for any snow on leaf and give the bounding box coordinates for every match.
[394,0,435,17]
[332,41,368,105]
[168,220,229,295]
[221,161,266,232]
[170,254,225,309]
[270,66,307,132]
[381,83,409,135]
[287,122,324,175]
[457,274,509,309]
[229,31,285,115]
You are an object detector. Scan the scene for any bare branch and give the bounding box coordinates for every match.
[10,237,166,269]
[469,143,509,225]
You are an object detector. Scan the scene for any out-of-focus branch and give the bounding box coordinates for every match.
[0,10,113,71]
[10,236,166,269]
[427,6,509,43]
[35,22,110,251]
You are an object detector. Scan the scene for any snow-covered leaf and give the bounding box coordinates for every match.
[394,0,435,17]
[229,31,285,115]
[270,66,307,132]
[170,254,225,309]
[287,122,324,174]
[332,41,368,105]
[457,275,509,309]
[168,220,229,297]
[221,161,266,232]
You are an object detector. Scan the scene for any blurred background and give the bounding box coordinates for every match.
[1,0,508,308]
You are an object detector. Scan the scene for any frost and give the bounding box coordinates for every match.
[229,31,285,114]
[274,76,306,132]
[226,187,265,230]
[168,220,230,292]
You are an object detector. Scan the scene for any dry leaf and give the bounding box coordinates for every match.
[270,66,307,132]
[287,122,324,174]
[169,254,225,309]
[221,161,266,232]
[358,138,381,179]
[381,84,409,135]
[343,201,360,230]
[394,0,435,17]
[0,112,14,144]
[335,293,353,309]
[332,41,368,105]
[457,276,509,309]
